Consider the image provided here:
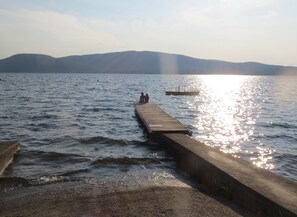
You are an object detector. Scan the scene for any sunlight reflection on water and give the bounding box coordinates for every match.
[186,75,275,170]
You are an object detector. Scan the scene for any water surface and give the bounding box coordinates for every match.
[0,73,296,181]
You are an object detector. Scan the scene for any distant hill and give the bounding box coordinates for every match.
[0,51,296,75]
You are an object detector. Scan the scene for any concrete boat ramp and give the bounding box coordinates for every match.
[0,141,20,174]
[135,102,297,217]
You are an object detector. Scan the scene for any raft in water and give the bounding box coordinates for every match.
[165,90,200,96]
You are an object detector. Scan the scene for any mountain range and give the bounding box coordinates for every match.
[0,51,296,75]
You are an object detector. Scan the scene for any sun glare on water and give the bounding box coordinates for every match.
[187,75,275,170]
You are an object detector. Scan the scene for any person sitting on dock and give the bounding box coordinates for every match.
[145,93,149,103]
[139,92,145,103]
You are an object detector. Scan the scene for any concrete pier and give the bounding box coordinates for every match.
[0,141,20,174]
[135,102,297,217]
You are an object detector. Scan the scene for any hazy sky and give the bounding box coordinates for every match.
[0,0,296,66]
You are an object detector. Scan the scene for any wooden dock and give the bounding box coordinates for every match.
[0,141,20,174]
[135,102,191,135]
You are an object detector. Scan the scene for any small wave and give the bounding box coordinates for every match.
[272,123,297,129]
[57,168,90,176]
[266,134,297,142]
[18,96,30,101]
[86,87,96,91]
[67,123,80,127]
[275,153,297,162]
[27,150,87,163]
[273,153,297,180]
[28,176,82,185]
[0,177,31,188]
[0,116,9,119]
[33,176,71,184]
[29,122,50,128]
[78,135,122,145]
[261,122,297,129]
[91,157,165,166]
[82,107,100,112]
[38,136,76,146]
[82,107,126,113]
[78,135,142,146]
[254,134,297,142]
[78,136,164,151]
[30,114,57,121]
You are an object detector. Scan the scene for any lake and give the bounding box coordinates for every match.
[0,73,296,182]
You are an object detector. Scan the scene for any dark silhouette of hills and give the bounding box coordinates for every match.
[0,51,296,75]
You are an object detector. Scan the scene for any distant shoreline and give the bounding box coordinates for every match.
[1,51,296,75]
[1,72,296,76]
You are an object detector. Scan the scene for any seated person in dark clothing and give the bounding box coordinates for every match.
[139,92,145,103]
[144,93,149,103]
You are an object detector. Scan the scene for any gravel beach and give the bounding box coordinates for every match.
[0,173,256,217]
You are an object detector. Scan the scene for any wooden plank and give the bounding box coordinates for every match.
[0,141,20,174]
[135,102,191,135]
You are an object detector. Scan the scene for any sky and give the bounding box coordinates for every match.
[0,0,296,66]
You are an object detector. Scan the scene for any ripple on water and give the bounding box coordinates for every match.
[0,73,296,181]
